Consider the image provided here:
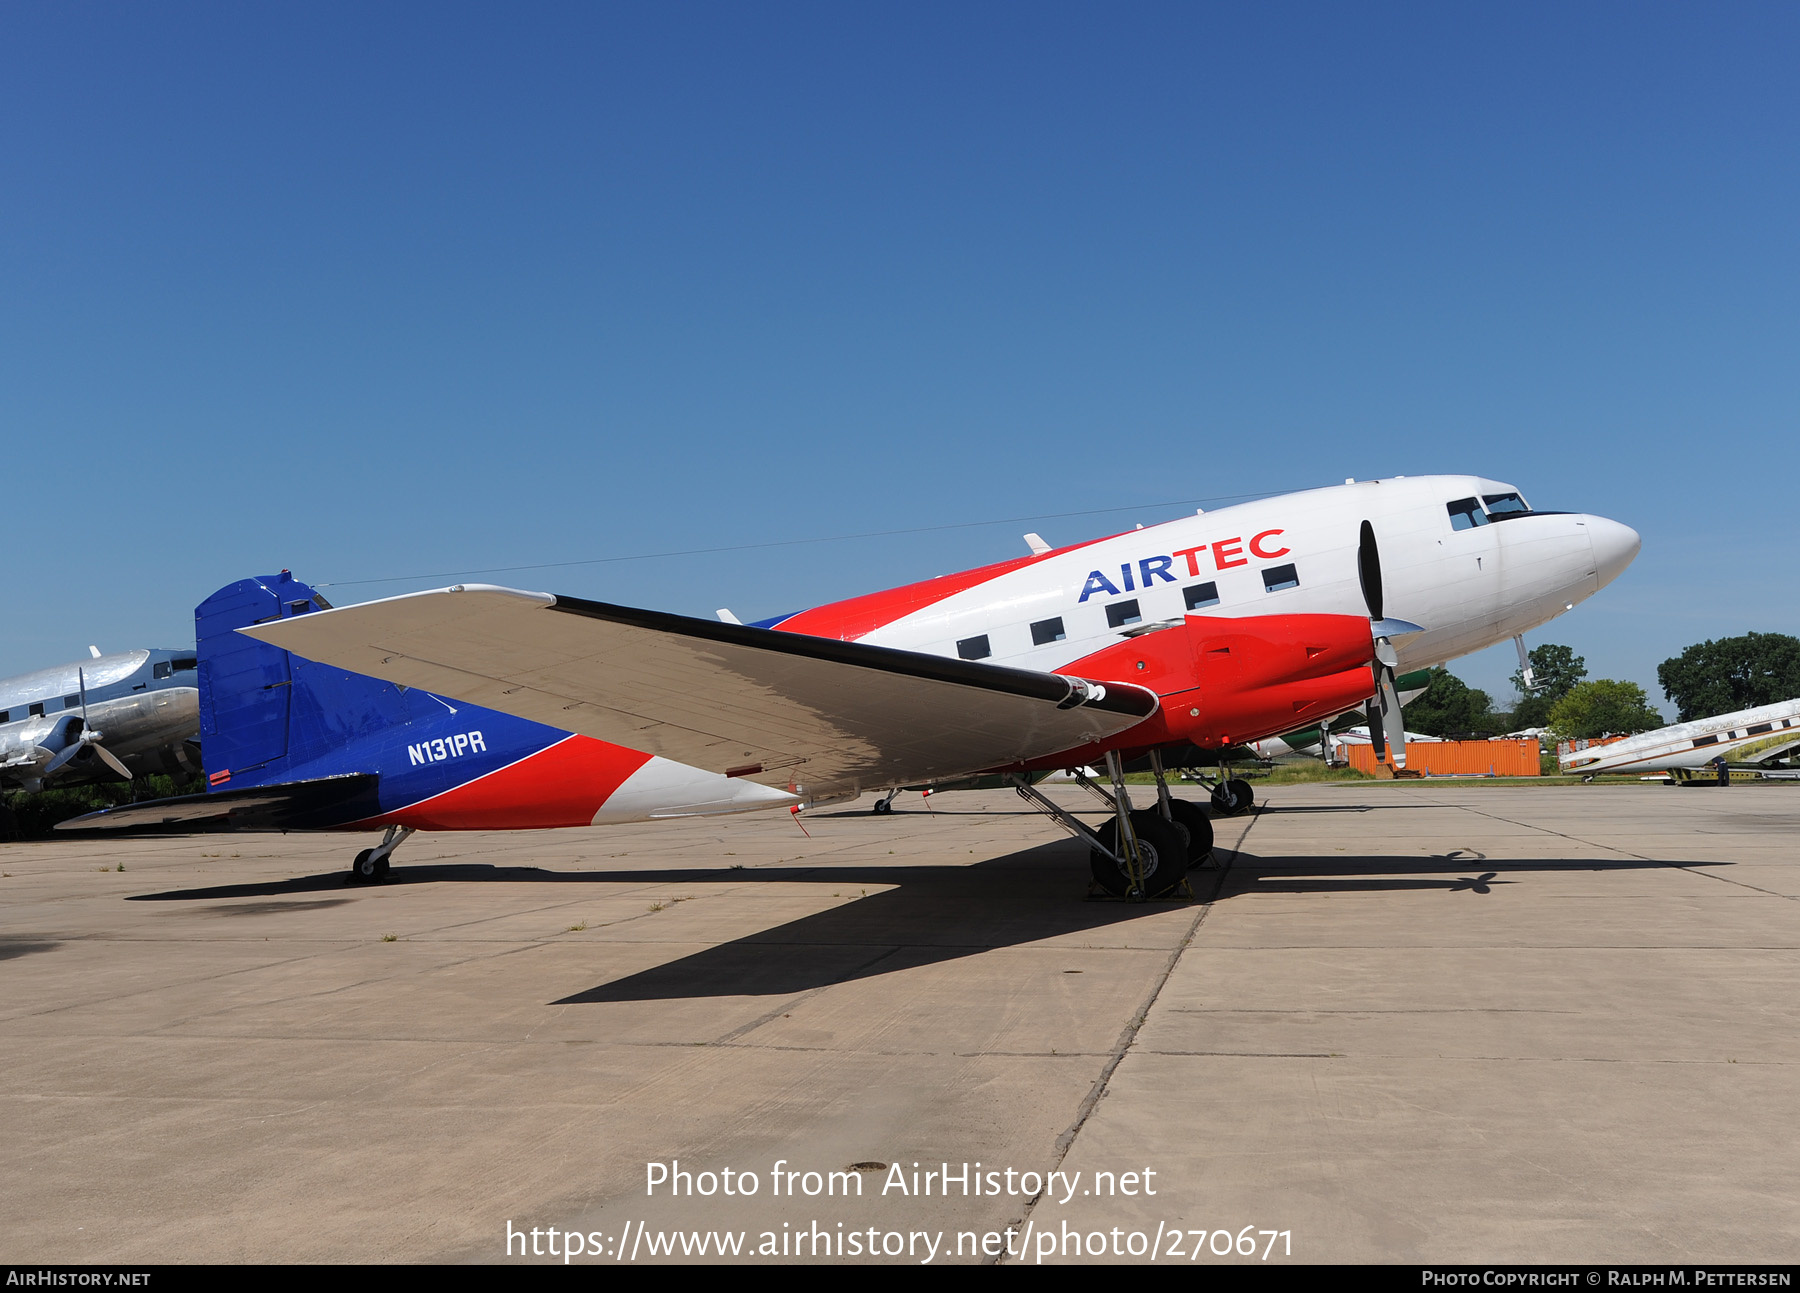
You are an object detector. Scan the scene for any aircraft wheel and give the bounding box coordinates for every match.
[1209,782,1243,816]
[872,798,892,815]
[1227,779,1254,812]
[1167,799,1214,864]
[1090,814,1189,898]
[348,848,379,884]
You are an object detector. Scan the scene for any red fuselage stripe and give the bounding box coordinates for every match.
[769,534,1117,640]
[352,736,655,831]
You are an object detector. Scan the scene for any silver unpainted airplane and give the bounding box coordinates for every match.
[1559,697,1800,782]
[0,648,202,793]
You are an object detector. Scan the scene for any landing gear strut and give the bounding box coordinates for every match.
[1010,749,1216,901]
[348,825,414,885]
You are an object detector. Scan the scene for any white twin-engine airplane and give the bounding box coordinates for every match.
[1560,698,1800,781]
[67,475,1638,898]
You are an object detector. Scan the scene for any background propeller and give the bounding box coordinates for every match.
[41,667,132,781]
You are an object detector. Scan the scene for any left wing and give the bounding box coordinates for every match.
[241,585,1158,799]
[56,774,382,832]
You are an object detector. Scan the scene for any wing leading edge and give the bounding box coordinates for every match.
[240,585,1159,799]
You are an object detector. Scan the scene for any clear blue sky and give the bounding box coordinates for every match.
[4,3,1796,714]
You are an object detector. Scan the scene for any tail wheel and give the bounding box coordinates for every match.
[1167,799,1215,864]
[1210,779,1255,816]
[1089,811,1189,897]
[348,849,388,884]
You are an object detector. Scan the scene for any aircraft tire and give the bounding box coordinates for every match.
[1227,779,1254,812]
[1090,814,1189,898]
[1167,799,1214,864]
[1209,782,1243,816]
[349,849,378,884]
[872,798,892,815]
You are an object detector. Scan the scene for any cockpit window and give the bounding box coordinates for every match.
[154,661,173,680]
[172,656,197,672]
[1447,498,1488,531]
[1482,492,1531,519]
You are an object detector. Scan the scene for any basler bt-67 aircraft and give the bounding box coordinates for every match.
[65,475,1639,897]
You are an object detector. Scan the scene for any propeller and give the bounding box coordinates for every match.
[1358,521,1424,771]
[41,668,132,781]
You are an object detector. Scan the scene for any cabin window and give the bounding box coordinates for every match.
[154,661,173,680]
[1106,600,1142,629]
[1748,722,1773,735]
[29,703,44,717]
[0,711,9,723]
[1692,735,1719,748]
[957,635,991,661]
[1031,617,1066,646]
[1183,582,1219,611]
[1447,498,1488,531]
[1262,564,1300,592]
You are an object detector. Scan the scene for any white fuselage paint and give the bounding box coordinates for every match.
[592,755,802,824]
[853,476,1637,680]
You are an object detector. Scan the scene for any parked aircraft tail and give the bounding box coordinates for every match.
[196,572,407,790]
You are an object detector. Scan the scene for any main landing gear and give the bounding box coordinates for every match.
[347,825,414,885]
[1011,749,1216,901]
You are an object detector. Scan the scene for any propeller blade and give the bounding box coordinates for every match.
[1376,668,1407,770]
[44,742,84,775]
[1358,520,1384,623]
[92,743,132,779]
[1366,700,1388,764]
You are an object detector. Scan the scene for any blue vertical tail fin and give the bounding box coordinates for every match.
[196,572,407,788]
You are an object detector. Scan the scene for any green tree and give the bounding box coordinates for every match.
[1509,643,1586,729]
[1656,632,1800,722]
[1547,680,1664,741]
[1403,667,1505,737]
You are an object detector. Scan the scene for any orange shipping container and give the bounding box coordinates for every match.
[1342,738,1541,777]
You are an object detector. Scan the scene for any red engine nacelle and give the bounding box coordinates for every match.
[1018,613,1375,769]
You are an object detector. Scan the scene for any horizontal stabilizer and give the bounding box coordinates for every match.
[239,585,1160,797]
[55,774,381,833]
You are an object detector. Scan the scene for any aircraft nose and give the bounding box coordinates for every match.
[1586,516,1641,590]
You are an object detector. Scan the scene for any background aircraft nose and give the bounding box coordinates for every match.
[1587,516,1641,590]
